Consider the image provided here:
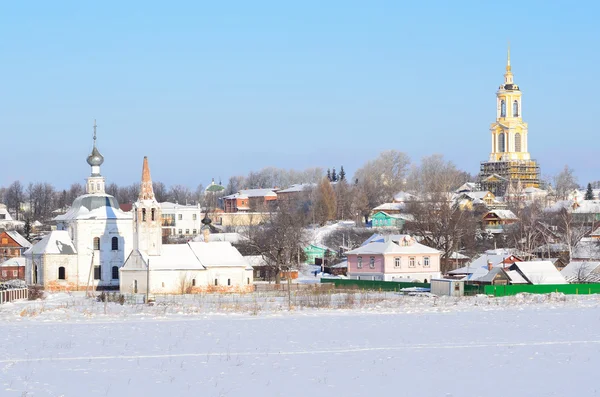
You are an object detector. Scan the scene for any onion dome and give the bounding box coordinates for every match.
[87,145,104,167]
[201,214,212,226]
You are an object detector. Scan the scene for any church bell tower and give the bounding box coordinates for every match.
[133,157,162,255]
[480,45,540,196]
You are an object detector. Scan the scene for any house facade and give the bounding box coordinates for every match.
[345,236,441,282]
[371,211,406,228]
[223,189,277,213]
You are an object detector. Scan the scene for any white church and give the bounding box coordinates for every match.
[24,123,253,294]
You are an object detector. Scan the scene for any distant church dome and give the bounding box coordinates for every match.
[87,146,104,167]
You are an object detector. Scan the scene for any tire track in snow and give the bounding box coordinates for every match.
[2,339,599,364]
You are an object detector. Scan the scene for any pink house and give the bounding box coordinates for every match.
[345,236,441,282]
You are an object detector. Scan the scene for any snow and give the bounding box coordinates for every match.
[2,292,600,396]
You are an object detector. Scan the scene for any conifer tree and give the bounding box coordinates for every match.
[326,169,331,182]
[331,167,338,182]
[339,166,346,181]
[585,183,594,200]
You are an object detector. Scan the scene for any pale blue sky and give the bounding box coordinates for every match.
[1,0,598,189]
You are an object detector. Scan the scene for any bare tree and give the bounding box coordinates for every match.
[239,204,309,284]
[334,178,353,220]
[354,150,411,206]
[168,184,192,204]
[5,181,24,219]
[153,181,168,202]
[554,165,579,201]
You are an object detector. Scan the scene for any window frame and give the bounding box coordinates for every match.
[424,257,430,268]
[394,257,401,268]
[93,237,100,251]
[409,257,416,268]
[369,256,375,269]
[357,256,362,269]
[112,266,119,280]
[111,237,119,251]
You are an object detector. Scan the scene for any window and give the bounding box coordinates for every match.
[193,214,197,220]
[247,278,250,285]
[409,257,415,268]
[185,229,190,235]
[498,132,505,153]
[1,270,6,277]
[369,256,375,269]
[96,183,100,191]
[214,278,218,286]
[178,229,182,235]
[424,257,430,267]
[228,279,231,286]
[112,266,119,280]
[178,214,182,220]
[500,100,506,117]
[515,133,522,152]
[134,280,138,293]
[192,279,196,287]
[513,100,519,117]
[142,208,147,222]
[193,229,197,235]
[357,256,363,269]
[394,257,400,268]
[94,266,101,280]
[162,282,165,287]
[12,270,17,277]
[58,267,66,280]
[1,238,7,244]
[93,237,100,250]
[111,237,119,251]
[151,208,156,221]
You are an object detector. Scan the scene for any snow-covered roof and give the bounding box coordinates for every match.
[0,257,26,268]
[139,245,206,271]
[277,184,315,194]
[55,194,132,221]
[188,241,249,268]
[393,191,416,203]
[372,203,405,212]
[449,252,469,260]
[560,261,600,283]
[193,233,246,243]
[362,233,412,246]
[485,209,518,220]
[572,239,600,260]
[510,261,567,285]
[4,231,32,248]
[244,255,268,267]
[346,240,440,256]
[505,270,528,284]
[224,189,277,199]
[24,231,77,255]
[160,202,201,210]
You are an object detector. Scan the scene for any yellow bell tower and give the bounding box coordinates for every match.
[480,45,540,196]
[489,45,530,161]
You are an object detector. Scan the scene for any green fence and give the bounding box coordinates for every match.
[484,283,600,297]
[320,278,430,291]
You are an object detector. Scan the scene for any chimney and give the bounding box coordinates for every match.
[487,260,493,271]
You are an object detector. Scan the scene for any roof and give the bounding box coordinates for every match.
[473,267,507,283]
[277,184,315,194]
[572,239,600,260]
[362,233,413,246]
[372,203,405,212]
[23,231,77,255]
[223,189,277,199]
[393,192,416,202]
[138,245,205,270]
[193,233,246,243]
[244,255,268,267]
[510,261,567,285]
[55,194,132,221]
[0,257,26,268]
[505,270,528,284]
[188,241,250,268]
[4,231,32,248]
[485,209,518,220]
[448,252,521,275]
[346,240,440,256]
[560,261,600,283]
[449,252,469,260]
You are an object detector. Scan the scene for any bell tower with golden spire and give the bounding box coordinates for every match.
[480,45,540,196]
[132,156,162,256]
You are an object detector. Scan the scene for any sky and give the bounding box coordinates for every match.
[1,0,598,190]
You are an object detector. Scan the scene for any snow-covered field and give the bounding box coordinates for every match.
[1,292,599,396]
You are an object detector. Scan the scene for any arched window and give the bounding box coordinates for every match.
[498,133,505,152]
[58,266,66,280]
[515,133,522,152]
[227,278,231,286]
[93,237,100,250]
[500,100,506,117]
[151,208,156,221]
[111,237,119,251]
[513,100,519,117]
[112,266,119,280]
[192,278,196,287]
[142,208,147,222]
[214,278,218,286]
